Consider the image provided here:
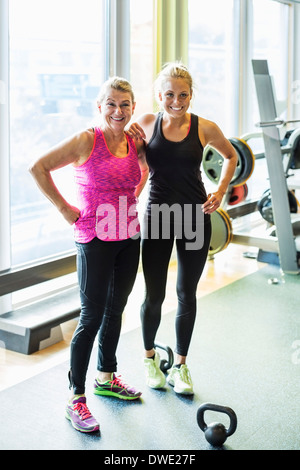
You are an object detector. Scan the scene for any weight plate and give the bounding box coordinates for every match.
[289,190,299,213]
[202,146,243,185]
[202,146,227,184]
[287,129,300,170]
[209,208,232,256]
[228,183,248,205]
[229,138,255,187]
[220,208,233,245]
[257,189,299,224]
[203,137,255,186]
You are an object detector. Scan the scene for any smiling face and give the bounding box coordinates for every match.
[159,78,192,118]
[99,87,135,132]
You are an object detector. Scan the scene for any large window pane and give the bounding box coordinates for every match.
[188,0,236,137]
[130,0,154,117]
[248,0,290,200]
[129,0,154,212]
[9,0,105,266]
[251,0,289,124]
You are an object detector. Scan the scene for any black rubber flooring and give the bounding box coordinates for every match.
[1,264,299,452]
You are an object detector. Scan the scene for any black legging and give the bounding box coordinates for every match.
[70,236,140,395]
[140,220,211,357]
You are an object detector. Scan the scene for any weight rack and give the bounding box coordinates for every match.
[205,60,300,275]
[241,59,299,274]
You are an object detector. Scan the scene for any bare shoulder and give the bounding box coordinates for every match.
[197,116,221,135]
[137,113,158,142]
[197,116,236,160]
[137,113,157,127]
[76,127,95,149]
[197,116,225,147]
[71,128,95,165]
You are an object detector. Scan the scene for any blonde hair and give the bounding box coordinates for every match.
[96,76,135,106]
[154,62,193,103]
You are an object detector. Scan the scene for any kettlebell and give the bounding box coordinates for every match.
[154,341,174,372]
[197,403,237,447]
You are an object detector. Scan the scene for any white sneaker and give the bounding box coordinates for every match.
[167,364,194,395]
[143,351,166,389]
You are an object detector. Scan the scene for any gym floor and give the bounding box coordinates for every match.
[0,243,262,393]
[1,242,299,451]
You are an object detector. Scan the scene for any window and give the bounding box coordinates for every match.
[246,0,290,200]
[129,0,154,117]
[9,0,106,266]
[188,0,291,201]
[188,0,236,137]
[129,0,154,212]
[3,0,297,272]
[251,0,290,129]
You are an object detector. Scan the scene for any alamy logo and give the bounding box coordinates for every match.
[95,197,205,250]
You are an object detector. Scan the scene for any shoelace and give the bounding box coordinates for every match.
[110,374,128,390]
[145,358,158,373]
[73,402,92,420]
[179,366,192,384]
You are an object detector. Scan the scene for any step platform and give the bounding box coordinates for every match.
[0,286,80,354]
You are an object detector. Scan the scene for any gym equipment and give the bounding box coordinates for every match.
[257,189,298,225]
[203,60,300,273]
[207,124,300,257]
[212,60,300,274]
[249,60,299,274]
[154,341,174,372]
[203,136,254,258]
[228,183,248,206]
[197,402,237,447]
[290,132,300,169]
[230,138,255,186]
[227,126,300,260]
[203,137,255,187]
[209,208,233,256]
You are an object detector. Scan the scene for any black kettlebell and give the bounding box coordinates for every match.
[154,341,174,372]
[197,403,237,447]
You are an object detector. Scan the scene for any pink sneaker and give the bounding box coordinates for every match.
[65,396,99,433]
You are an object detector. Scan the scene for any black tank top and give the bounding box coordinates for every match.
[146,112,208,224]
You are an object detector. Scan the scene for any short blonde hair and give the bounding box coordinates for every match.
[97,76,135,106]
[154,62,193,103]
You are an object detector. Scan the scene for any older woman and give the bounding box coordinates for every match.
[29,77,148,433]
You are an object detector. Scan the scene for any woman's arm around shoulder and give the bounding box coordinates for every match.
[127,113,157,144]
[198,117,238,214]
[133,138,149,198]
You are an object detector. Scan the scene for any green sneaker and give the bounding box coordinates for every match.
[143,351,166,389]
[167,364,194,395]
[94,373,142,400]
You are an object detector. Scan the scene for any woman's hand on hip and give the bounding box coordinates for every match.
[60,204,81,225]
[202,192,224,214]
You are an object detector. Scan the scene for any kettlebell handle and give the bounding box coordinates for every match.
[197,402,237,437]
[154,341,174,370]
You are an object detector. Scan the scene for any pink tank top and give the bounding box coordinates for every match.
[73,127,141,242]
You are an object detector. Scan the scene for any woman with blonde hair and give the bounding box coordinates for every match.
[128,62,237,395]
